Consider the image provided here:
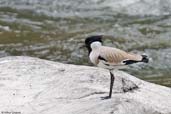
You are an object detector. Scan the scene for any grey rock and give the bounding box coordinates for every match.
[0,56,170,114]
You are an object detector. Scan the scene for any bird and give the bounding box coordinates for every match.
[85,35,149,99]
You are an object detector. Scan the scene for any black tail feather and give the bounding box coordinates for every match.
[141,55,149,63]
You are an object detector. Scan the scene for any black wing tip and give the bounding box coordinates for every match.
[141,55,149,63]
[123,55,149,65]
[123,60,138,65]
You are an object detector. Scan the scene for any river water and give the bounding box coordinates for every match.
[0,0,171,87]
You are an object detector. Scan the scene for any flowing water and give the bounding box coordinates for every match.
[0,0,171,87]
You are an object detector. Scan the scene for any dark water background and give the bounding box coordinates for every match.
[0,0,171,87]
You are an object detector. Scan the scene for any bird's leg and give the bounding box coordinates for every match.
[109,71,115,98]
[101,71,115,100]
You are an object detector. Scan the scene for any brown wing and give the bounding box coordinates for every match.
[99,46,142,65]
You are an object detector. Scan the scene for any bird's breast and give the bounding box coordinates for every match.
[89,51,99,65]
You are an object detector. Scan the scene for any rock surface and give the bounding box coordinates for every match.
[0,56,170,114]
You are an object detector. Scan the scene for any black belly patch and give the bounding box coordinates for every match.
[123,60,139,65]
[98,56,107,62]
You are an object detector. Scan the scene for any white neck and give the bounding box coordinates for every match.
[90,41,102,50]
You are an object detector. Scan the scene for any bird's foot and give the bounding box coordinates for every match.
[101,96,111,100]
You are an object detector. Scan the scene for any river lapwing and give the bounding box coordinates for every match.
[85,35,149,99]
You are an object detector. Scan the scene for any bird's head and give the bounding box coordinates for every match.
[85,35,103,54]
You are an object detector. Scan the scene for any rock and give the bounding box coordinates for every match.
[0,25,10,31]
[0,56,170,114]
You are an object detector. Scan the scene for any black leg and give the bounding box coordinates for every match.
[109,71,114,98]
[101,71,115,100]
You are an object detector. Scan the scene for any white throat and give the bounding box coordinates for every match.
[90,41,102,50]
